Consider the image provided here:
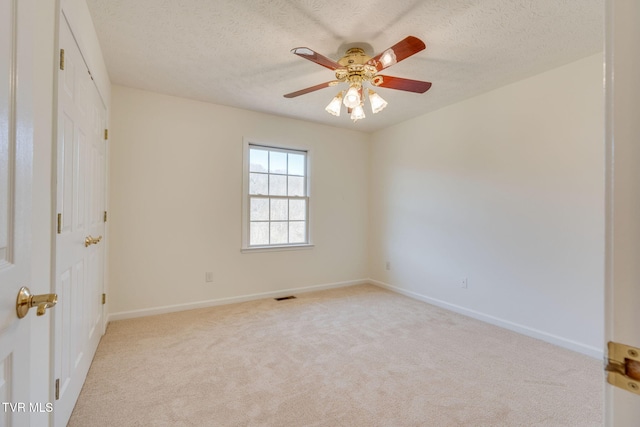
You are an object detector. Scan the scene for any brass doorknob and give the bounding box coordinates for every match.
[16,287,58,318]
[84,235,103,247]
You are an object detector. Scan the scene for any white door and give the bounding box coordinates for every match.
[0,0,37,426]
[604,0,640,425]
[54,13,107,427]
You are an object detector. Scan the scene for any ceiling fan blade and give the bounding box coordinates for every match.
[368,36,426,71]
[284,81,339,98]
[375,75,432,93]
[291,47,341,70]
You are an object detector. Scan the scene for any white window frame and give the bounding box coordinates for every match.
[241,138,313,252]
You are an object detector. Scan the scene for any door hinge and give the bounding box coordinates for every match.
[55,378,60,400]
[104,129,108,140]
[605,341,640,395]
[57,213,62,234]
[59,49,64,70]
[104,211,108,223]
[102,293,106,305]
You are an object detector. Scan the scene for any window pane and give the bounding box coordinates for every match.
[249,173,268,195]
[249,149,268,173]
[289,199,306,221]
[246,145,310,249]
[289,221,306,243]
[269,175,286,196]
[269,151,287,174]
[288,176,305,196]
[270,199,288,221]
[288,153,305,176]
[250,222,269,246]
[250,197,269,221]
[270,222,288,244]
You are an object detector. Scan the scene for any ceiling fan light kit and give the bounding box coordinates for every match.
[368,89,388,114]
[343,85,361,109]
[350,104,366,122]
[325,91,343,116]
[284,36,432,123]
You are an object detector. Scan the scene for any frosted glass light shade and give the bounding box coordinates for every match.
[325,92,343,116]
[350,104,366,122]
[368,89,388,114]
[343,85,361,108]
[379,49,397,68]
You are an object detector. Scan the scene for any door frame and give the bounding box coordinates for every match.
[604,0,640,425]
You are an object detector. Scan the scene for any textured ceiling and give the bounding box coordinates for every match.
[86,0,603,133]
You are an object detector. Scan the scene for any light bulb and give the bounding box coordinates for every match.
[343,85,361,109]
[325,92,343,116]
[350,104,366,122]
[368,89,388,114]
[379,49,397,68]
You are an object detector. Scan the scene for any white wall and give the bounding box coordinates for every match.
[108,86,370,316]
[369,54,604,357]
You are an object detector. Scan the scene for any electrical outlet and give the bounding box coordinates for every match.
[461,277,467,288]
[205,272,213,283]
[385,261,391,271]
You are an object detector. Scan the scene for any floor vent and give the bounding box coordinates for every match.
[274,296,296,301]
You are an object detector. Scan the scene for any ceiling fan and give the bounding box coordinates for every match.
[284,36,432,122]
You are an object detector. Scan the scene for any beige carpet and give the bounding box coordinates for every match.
[68,284,602,426]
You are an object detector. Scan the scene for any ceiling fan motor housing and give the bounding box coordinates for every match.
[336,48,379,86]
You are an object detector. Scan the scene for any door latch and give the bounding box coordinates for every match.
[606,341,640,395]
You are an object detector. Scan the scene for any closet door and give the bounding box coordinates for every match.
[54,12,106,427]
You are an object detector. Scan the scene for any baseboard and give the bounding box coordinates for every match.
[107,279,368,322]
[369,279,603,359]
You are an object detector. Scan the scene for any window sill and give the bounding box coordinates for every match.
[241,244,315,253]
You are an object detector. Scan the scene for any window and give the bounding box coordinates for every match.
[242,141,311,250]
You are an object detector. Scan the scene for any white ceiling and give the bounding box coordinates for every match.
[85,0,603,133]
